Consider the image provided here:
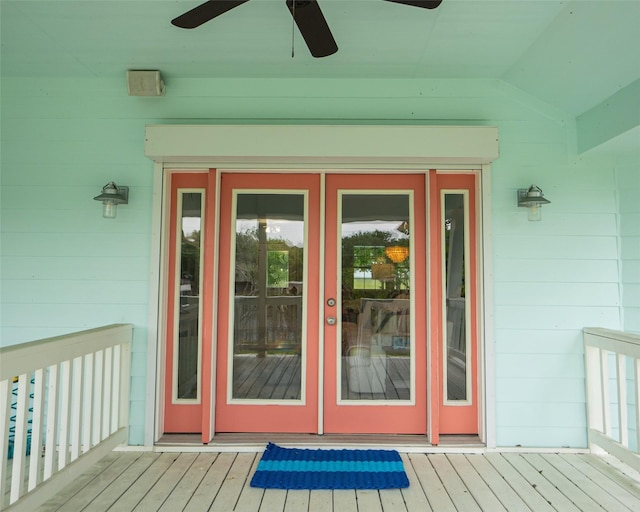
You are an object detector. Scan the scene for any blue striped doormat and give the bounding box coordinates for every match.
[250,443,409,490]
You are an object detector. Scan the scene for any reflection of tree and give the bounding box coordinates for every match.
[267,251,289,288]
[181,229,200,295]
[342,230,408,297]
[235,228,259,292]
[235,228,304,295]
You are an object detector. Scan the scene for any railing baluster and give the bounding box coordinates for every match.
[57,360,72,470]
[617,353,629,446]
[70,356,84,461]
[0,378,12,506]
[28,367,46,491]
[82,353,94,453]
[112,345,121,433]
[93,350,104,444]
[600,349,611,437]
[10,373,30,504]
[118,343,131,433]
[43,363,59,480]
[635,358,640,453]
[103,347,113,439]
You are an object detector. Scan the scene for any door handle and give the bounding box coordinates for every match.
[326,316,336,326]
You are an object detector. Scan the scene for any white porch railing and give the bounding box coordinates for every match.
[0,324,132,510]
[584,327,640,472]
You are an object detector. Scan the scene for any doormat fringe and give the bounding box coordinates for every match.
[250,442,409,490]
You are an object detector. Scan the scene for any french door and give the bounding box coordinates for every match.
[214,173,427,434]
[162,170,479,439]
[215,174,321,432]
[323,174,427,433]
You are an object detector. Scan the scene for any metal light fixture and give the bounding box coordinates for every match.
[517,185,550,222]
[385,245,409,263]
[93,182,129,219]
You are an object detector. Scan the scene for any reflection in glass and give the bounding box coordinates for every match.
[340,194,412,401]
[444,194,468,401]
[177,192,202,400]
[232,194,304,400]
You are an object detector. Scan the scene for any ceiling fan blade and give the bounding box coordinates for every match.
[384,0,443,9]
[171,0,250,29]
[286,0,338,58]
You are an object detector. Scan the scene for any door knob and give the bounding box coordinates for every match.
[326,316,336,326]
[326,298,336,307]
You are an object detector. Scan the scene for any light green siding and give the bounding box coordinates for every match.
[618,157,640,333]
[0,76,627,447]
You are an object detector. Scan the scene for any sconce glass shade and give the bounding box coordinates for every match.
[93,182,129,219]
[385,245,409,263]
[517,185,550,222]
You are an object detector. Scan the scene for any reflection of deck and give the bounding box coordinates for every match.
[233,355,302,400]
[342,356,410,401]
[231,355,411,401]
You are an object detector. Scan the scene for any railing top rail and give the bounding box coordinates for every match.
[583,327,640,344]
[0,323,133,380]
[583,327,640,358]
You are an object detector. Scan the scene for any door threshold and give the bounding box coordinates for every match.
[155,433,485,453]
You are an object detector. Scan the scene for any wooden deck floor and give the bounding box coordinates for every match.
[32,449,640,511]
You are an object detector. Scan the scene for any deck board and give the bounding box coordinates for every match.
[85,452,159,511]
[132,453,198,511]
[465,453,532,511]
[31,450,640,512]
[447,454,508,512]
[211,453,257,510]
[524,453,604,511]
[354,489,382,512]
[502,453,582,512]
[55,452,143,512]
[399,453,433,511]
[182,452,232,512]
[540,453,631,512]
[429,453,482,511]
[156,453,217,511]
[112,452,178,510]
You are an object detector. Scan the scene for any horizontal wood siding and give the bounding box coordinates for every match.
[0,76,626,447]
[618,160,640,333]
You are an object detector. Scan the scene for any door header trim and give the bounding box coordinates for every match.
[145,125,499,166]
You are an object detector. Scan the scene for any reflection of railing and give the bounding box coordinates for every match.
[446,298,467,400]
[177,300,199,399]
[584,327,640,472]
[234,296,303,352]
[446,297,466,355]
[0,324,131,510]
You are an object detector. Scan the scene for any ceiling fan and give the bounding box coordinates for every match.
[171,0,443,58]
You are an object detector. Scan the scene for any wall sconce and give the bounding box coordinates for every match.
[517,185,550,222]
[93,182,129,219]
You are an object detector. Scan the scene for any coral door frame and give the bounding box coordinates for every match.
[143,124,497,448]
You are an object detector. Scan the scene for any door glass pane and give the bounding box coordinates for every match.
[176,192,202,400]
[232,194,305,400]
[340,194,411,401]
[444,193,468,401]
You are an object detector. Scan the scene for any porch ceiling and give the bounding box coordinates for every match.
[1,1,639,150]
